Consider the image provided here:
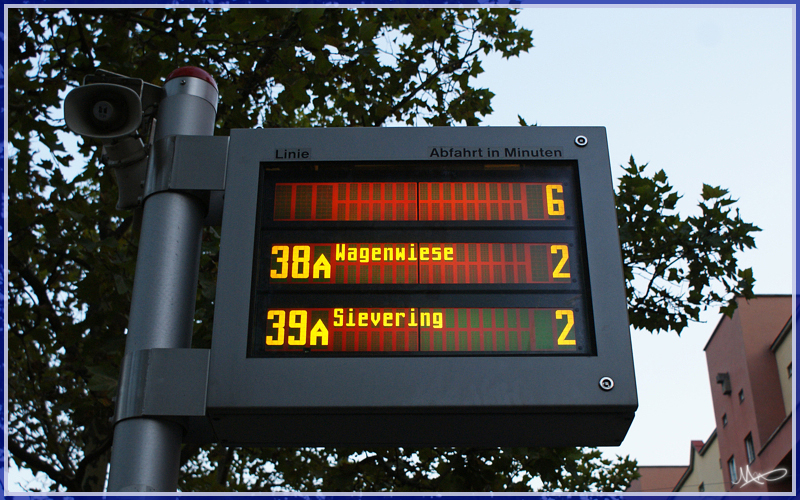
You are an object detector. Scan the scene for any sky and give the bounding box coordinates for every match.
[473,6,794,468]
[5,4,796,492]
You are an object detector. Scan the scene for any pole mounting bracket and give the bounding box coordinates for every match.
[144,135,229,225]
[114,348,214,443]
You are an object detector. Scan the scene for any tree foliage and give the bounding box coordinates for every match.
[616,157,759,334]
[177,447,638,492]
[7,6,756,493]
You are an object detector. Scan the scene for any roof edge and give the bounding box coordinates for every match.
[770,317,793,352]
[704,295,793,352]
[758,411,792,457]
[673,428,717,492]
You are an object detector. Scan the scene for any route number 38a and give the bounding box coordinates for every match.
[270,245,330,280]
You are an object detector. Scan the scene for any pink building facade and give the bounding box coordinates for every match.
[704,295,793,492]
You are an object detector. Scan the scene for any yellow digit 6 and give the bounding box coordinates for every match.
[292,245,311,279]
[546,184,565,216]
[556,310,575,346]
[551,245,570,279]
[266,310,286,345]
[287,310,308,345]
[270,245,289,279]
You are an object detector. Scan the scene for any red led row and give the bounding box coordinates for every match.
[260,308,577,353]
[273,182,566,221]
[268,243,572,284]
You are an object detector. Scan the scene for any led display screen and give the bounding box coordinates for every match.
[273,182,567,221]
[249,161,592,358]
[251,307,579,355]
[266,243,573,284]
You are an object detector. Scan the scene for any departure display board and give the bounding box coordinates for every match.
[208,127,637,448]
[249,161,592,357]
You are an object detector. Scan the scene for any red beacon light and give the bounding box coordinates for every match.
[166,66,218,90]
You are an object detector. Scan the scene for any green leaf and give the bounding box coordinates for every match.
[113,274,129,295]
[701,183,729,200]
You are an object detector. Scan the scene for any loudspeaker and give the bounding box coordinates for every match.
[64,83,143,140]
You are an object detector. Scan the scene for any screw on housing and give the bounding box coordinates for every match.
[599,377,614,391]
[575,135,588,147]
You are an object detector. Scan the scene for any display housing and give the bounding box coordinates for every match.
[207,127,637,447]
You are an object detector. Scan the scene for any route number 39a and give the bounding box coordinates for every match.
[266,309,328,346]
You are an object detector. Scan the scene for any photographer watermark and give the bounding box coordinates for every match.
[733,465,788,487]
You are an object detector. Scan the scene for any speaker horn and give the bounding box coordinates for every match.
[64,83,143,140]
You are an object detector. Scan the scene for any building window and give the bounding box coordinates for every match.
[745,433,756,464]
[728,456,738,485]
[716,372,732,394]
[722,413,728,426]
[698,482,705,492]
[738,389,745,403]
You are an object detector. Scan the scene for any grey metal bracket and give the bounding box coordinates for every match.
[85,69,164,114]
[114,348,214,443]
[144,135,230,225]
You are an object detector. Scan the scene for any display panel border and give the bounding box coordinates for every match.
[250,160,593,357]
[207,127,636,447]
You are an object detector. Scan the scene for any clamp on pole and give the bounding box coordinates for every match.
[113,348,213,442]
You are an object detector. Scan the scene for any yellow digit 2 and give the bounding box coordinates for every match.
[551,245,570,279]
[556,310,575,346]
[266,310,286,345]
[546,184,565,216]
[270,245,289,279]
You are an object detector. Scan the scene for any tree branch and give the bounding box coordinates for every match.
[9,253,64,334]
[7,439,79,491]
[215,446,234,486]
[73,435,113,490]
[374,45,483,126]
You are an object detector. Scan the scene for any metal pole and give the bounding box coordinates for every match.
[106,67,218,492]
